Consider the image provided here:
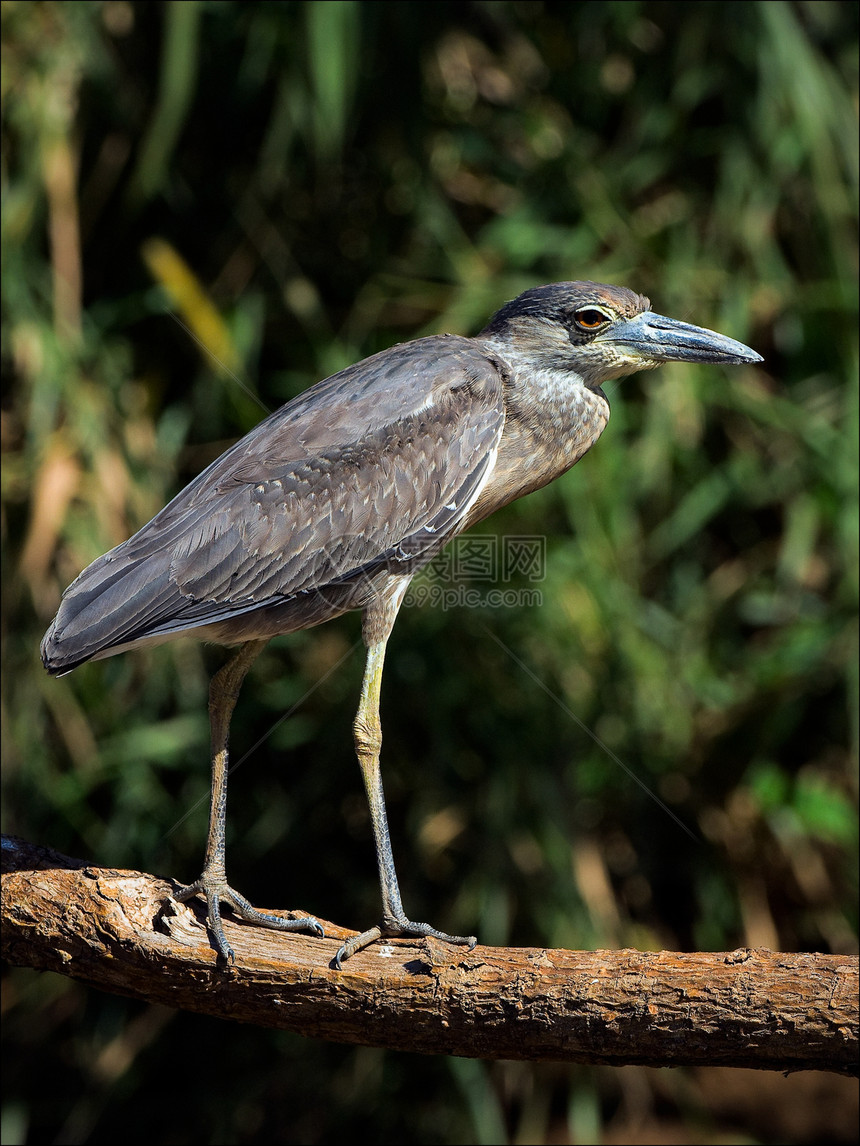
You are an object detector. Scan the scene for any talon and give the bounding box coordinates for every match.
[333,919,476,967]
[173,874,322,960]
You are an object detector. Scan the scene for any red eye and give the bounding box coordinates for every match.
[574,308,610,329]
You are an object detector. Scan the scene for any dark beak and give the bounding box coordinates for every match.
[601,311,763,365]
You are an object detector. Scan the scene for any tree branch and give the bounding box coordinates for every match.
[2,836,856,1074]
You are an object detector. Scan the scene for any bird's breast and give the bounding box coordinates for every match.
[465,376,609,525]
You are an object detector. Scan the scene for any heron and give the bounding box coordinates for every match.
[41,281,762,966]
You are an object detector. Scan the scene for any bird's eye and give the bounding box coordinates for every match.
[573,308,611,330]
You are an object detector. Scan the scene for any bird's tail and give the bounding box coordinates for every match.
[41,544,177,675]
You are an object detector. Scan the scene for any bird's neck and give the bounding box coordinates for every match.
[466,344,611,525]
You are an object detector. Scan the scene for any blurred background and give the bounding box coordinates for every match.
[1,1,857,1143]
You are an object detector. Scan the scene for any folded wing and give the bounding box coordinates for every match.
[42,336,506,672]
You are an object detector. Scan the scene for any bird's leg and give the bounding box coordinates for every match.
[335,636,477,966]
[174,639,323,962]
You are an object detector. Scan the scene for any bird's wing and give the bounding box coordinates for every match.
[43,337,506,668]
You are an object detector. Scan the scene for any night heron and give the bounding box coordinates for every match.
[41,281,762,966]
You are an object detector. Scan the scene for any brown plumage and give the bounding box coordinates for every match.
[42,281,761,965]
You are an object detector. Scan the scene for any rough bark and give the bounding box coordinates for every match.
[2,836,856,1075]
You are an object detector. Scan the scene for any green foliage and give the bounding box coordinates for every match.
[2,1,857,1143]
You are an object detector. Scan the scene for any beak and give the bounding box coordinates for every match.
[599,311,763,365]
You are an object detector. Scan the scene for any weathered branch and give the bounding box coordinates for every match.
[2,836,856,1074]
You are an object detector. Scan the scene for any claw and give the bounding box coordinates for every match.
[175,874,323,961]
[333,919,476,968]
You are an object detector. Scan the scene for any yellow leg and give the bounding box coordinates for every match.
[335,636,476,966]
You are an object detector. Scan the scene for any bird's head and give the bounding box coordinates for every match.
[480,281,762,387]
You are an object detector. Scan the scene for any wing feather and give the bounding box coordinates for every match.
[42,336,506,671]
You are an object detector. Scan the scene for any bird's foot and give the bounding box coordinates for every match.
[174,874,324,963]
[334,917,477,969]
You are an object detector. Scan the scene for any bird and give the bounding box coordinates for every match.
[41,281,762,966]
